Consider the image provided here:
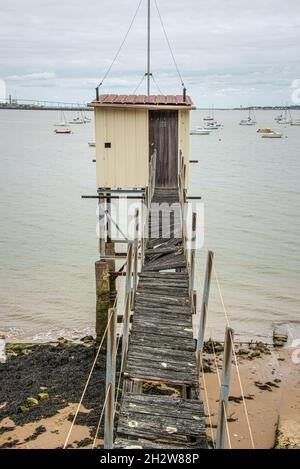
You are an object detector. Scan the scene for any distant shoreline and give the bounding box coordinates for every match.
[1,105,299,111]
[0,105,92,111]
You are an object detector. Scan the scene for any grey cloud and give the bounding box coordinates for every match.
[0,0,299,106]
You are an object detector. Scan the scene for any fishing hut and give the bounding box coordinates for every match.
[89,93,194,191]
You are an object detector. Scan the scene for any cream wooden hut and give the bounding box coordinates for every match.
[89,94,195,192]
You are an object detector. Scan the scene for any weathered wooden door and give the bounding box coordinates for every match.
[149,110,178,188]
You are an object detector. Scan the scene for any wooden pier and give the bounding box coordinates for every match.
[114,188,207,449]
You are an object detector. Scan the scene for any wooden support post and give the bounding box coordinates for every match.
[95,260,110,347]
[121,241,133,366]
[131,209,139,309]
[98,196,106,257]
[190,212,197,313]
[132,380,143,394]
[104,306,117,449]
[216,326,234,449]
[197,250,214,352]
[105,242,116,301]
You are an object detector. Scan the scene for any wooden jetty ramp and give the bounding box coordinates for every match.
[114,188,207,449]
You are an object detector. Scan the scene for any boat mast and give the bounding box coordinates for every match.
[147,0,151,95]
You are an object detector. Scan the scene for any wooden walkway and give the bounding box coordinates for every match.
[115,188,207,449]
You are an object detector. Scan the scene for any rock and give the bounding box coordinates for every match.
[249,350,261,358]
[38,392,49,400]
[80,336,94,342]
[275,420,300,449]
[18,405,29,413]
[203,339,223,354]
[265,381,280,388]
[254,381,273,392]
[229,396,243,404]
[237,348,249,355]
[273,325,288,347]
[25,397,39,407]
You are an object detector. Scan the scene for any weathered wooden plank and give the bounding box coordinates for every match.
[145,249,184,265]
[114,438,196,449]
[135,304,192,315]
[138,276,189,286]
[143,259,186,272]
[131,322,193,339]
[133,314,192,328]
[121,394,204,419]
[129,333,195,352]
[146,237,183,249]
[124,367,196,386]
[139,271,188,280]
[118,410,204,440]
[145,246,181,256]
[136,293,190,307]
[137,286,189,298]
[126,356,197,378]
[127,345,196,364]
[138,282,189,292]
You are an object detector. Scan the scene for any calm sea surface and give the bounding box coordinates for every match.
[0,109,299,342]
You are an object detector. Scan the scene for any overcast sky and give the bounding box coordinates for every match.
[1,0,300,107]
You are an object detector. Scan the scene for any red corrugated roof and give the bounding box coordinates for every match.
[94,94,193,106]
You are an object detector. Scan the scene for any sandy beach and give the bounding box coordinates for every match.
[1,338,299,450]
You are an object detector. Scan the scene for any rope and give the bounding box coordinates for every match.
[97,0,143,88]
[133,73,146,94]
[63,308,115,449]
[199,353,215,449]
[212,260,255,449]
[151,74,163,95]
[91,383,112,449]
[154,0,185,88]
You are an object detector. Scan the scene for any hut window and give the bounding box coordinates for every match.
[105,142,111,148]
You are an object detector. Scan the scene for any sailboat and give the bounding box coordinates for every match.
[54,110,68,127]
[277,105,292,124]
[54,128,72,134]
[82,111,92,123]
[203,105,222,129]
[190,126,211,135]
[69,111,85,124]
[239,108,256,126]
[290,118,300,126]
[54,110,72,133]
[203,106,214,121]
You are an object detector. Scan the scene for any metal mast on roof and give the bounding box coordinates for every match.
[147,0,151,95]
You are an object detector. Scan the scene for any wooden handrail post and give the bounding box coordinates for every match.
[190,212,197,313]
[197,250,214,352]
[131,208,139,309]
[104,305,117,449]
[216,326,234,449]
[121,241,133,365]
[141,195,145,266]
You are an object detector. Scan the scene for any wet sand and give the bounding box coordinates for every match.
[200,342,300,449]
[0,339,299,449]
